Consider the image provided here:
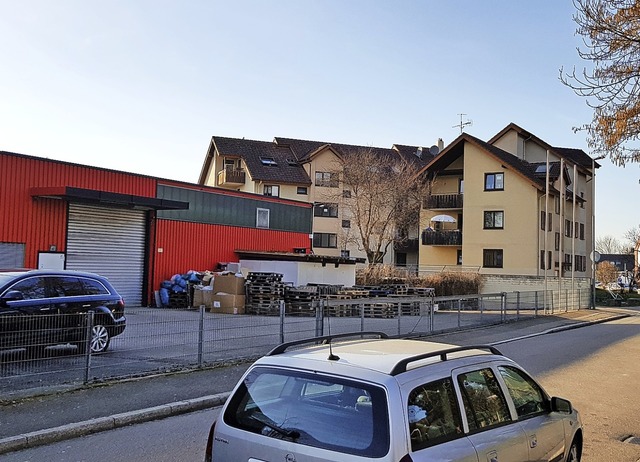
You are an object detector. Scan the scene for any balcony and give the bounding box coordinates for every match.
[423,193,463,210]
[421,230,462,246]
[394,238,419,252]
[217,168,246,187]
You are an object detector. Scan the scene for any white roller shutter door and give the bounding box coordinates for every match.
[66,204,146,306]
[0,243,25,268]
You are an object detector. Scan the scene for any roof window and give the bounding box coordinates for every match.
[260,157,278,166]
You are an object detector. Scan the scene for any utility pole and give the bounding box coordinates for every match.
[452,114,473,134]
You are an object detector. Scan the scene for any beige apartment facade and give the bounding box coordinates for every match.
[198,136,433,266]
[419,124,596,282]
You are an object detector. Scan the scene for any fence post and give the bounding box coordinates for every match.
[534,291,539,317]
[578,289,581,310]
[360,303,365,333]
[515,291,520,321]
[315,299,324,337]
[397,302,402,337]
[501,293,506,323]
[83,311,94,384]
[429,300,434,333]
[457,299,462,328]
[565,289,569,312]
[279,300,285,344]
[197,305,205,367]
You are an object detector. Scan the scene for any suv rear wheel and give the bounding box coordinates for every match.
[77,323,111,354]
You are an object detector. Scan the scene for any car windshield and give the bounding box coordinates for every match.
[0,273,22,290]
[223,366,390,458]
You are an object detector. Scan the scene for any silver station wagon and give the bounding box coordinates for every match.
[205,332,582,462]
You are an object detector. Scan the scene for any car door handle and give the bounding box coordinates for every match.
[529,434,538,448]
[487,450,498,462]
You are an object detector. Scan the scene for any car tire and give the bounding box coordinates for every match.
[77,323,111,354]
[566,438,581,462]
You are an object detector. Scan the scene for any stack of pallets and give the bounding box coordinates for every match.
[285,286,319,316]
[245,272,285,315]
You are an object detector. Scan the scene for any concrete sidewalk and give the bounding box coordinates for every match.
[0,307,632,456]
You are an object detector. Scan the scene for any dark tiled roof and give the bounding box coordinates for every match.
[552,146,599,169]
[212,136,311,185]
[530,161,561,180]
[488,122,600,170]
[274,137,408,164]
[599,254,635,271]
[392,144,436,167]
[274,138,327,161]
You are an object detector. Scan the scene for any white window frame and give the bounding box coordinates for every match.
[256,208,270,229]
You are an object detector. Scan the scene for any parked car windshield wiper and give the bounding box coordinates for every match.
[249,414,300,440]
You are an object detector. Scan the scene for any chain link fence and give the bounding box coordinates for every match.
[0,287,590,396]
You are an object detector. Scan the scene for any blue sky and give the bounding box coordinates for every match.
[0,1,637,244]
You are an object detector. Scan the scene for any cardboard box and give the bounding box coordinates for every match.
[212,274,245,295]
[210,294,245,314]
[192,287,214,308]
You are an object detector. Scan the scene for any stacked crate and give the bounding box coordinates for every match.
[245,272,285,315]
[284,286,319,316]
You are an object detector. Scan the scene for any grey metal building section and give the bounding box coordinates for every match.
[156,185,312,234]
[0,243,25,268]
[66,204,146,306]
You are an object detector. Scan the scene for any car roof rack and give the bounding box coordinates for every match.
[267,331,389,356]
[389,345,503,376]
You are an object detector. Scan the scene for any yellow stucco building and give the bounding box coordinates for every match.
[418,123,597,281]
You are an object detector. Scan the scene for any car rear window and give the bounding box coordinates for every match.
[224,366,390,458]
[80,278,110,295]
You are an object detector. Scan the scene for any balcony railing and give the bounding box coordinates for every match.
[423,193,463,210]
[421,230,462,246]
[394,238,419,252]
[217,168,246,187]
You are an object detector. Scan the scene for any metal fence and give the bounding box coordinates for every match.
[0,287,590,396]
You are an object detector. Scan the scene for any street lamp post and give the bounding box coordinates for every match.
[590,154,606,308]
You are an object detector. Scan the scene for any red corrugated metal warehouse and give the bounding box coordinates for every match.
[0,151,312,306]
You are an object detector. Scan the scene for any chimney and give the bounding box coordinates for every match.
[437,138,444,151]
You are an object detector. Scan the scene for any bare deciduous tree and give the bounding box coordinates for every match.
[595,235,623,253]
[623,225,640,250]
[561,0,640,166]
[327,148,431,265]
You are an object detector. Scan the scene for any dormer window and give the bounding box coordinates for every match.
[286,159,298,166]
[260,157,278,166]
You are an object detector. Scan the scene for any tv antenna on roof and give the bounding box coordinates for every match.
[453,114,473,134]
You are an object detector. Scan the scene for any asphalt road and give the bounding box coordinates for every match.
[4,313,639,462]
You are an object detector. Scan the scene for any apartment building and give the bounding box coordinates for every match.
[198,136,435,267]
[417,123,598,280]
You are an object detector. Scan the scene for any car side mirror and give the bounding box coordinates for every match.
[551,397,573,414]
[1,290,25,304]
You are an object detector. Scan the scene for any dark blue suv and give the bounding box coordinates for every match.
[0,270,126,355]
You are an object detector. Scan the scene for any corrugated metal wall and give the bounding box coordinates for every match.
[1,151,315,306]
[156,184,312,234]
[0,152,154,268]
[152,220,311,293]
